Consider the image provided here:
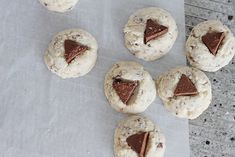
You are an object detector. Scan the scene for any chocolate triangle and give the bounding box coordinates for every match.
[174,74,198,96]
[112,78,139,105]
[202,32,225,56]
[144,19,168,44]
[64,39,88,63]
[126,132,149,157]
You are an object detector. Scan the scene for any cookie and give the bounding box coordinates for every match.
[186,20,235,72]
[124,7,178,61]
[104,61,156,114]
[44,29,98,79]
[114,116,166,157]
[156,66,212,119]
[39,0,79,12]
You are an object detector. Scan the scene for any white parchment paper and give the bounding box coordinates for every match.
[0,0,189,157]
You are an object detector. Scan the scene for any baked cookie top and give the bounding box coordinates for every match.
[104,61,156,114]
[156,66,212,119]
[124,7,178,61]
[186,20,235,72]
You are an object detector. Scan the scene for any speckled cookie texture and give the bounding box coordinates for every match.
[104,61,156,114]
[114,115,166,157]
[39,0,79,12]
[186,20,235,72]
[44,29,98,79]
[156,66,212,119]
[124,7,178,61]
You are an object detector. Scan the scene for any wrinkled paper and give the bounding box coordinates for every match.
[0,0,189,156]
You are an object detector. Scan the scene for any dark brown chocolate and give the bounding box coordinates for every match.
[174,74,198,96]
[157,143,163,148]
[202,31,225,56]
[144,19,168,44]
[126,132,149,157]
[112,78,139,104]
[64,39,88,63]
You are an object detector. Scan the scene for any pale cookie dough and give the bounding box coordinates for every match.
[156,66,212,119]
[104,61,156,114]
[114,115,166,157]
[124,7,178,61]
[44,29,98,79]
[186,20,235,72]
[39,0,79,12]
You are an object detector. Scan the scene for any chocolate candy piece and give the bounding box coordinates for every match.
[202,32,225,56]
[174,74,198,96]
[112,78,139,105]
[144,19,168,44]
[126,132,149,157]
[64,39,88,63]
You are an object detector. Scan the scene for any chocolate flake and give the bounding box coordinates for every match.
[202,31,225,56]
[126,132,149,157]
[157,143,163,148]
[112,78,139,104]
[64,39,88,63]
[144,19,168,44]
[174,74,198,96]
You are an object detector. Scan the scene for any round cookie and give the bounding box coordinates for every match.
[156,66,212,119]
[38,0,79,12]
[124,7,178,61]
[186,20,235,72]
[44,29,98,79]
[114,115,166,157]
[104,61,156,114]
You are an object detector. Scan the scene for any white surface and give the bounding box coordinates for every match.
[0,0,189,157]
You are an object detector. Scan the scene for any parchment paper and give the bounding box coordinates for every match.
[0,0,189,157]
